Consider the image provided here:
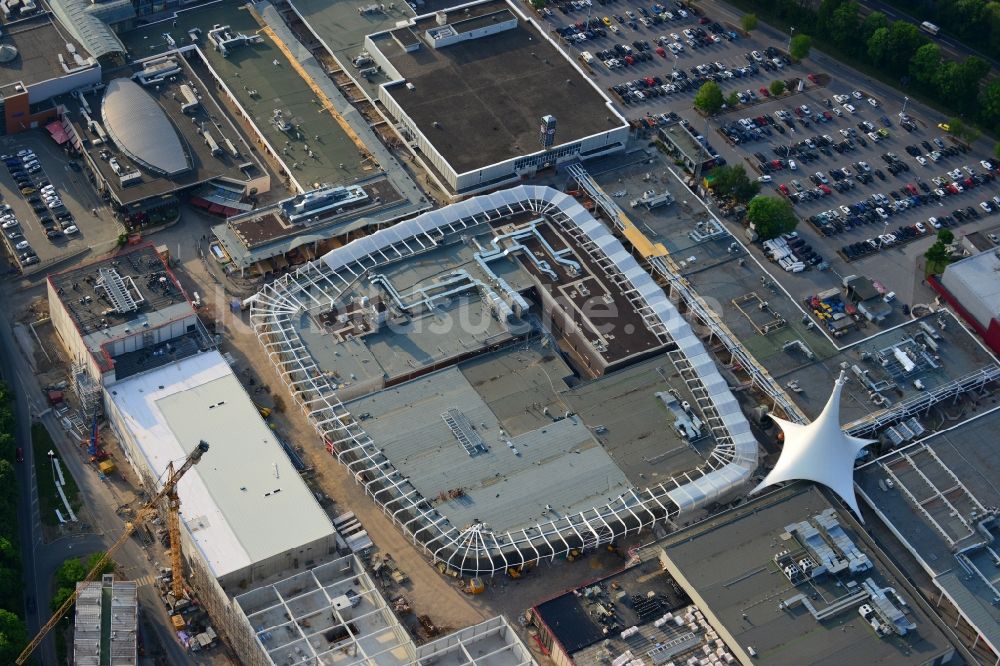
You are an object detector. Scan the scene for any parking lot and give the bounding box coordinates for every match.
[0,133,117,274]
[711,83,1000,293]
[538,1,816,123]
[540,0,1000,314]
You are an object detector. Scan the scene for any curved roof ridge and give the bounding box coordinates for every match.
[101,78,190,177]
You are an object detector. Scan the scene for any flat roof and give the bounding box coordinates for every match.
[656,486,957,666]
[0,15,91,92]
[108,350,334,580]
[373,0,620,172]
[533,557,693,660]
[856,411,1000,653]
[48,244,208,373]
[65,53,265,206]
[118,1,371,189]
[73,577,137,666]
[347,361,631,533]
[225,176,406,251]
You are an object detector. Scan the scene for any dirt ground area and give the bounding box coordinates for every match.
[172,253,491,636]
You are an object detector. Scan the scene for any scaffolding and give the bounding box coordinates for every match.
[71,360,102,432]
[731,292,787,336]
[246,184,760,575]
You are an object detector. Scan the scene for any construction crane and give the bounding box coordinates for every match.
[15,440,210,665]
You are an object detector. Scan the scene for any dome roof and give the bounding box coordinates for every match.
[752,371,875,518]
[101,78,190,176]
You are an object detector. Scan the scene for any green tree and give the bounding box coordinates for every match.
[828,2,861,49]
[995,142,1000,160]
[770,79,786,96]
[725,91,740,108]
[708,165,760,204]
[693,81,724,115]
[948,117,980,144]
[0,609,26,665]
[909,43,943,88]
[937,228,955,245]
[924,241,949,271]
[943,57,990,115]
[741,13,758,32]
[861,11,888,41]
[883,21,926,75]
[867,26,890,64]
[980,79,1000,128]
[747,195,798,240]
[789,34,812,60]
[56,558,87,590]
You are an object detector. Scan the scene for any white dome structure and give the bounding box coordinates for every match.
[752,371,875,517]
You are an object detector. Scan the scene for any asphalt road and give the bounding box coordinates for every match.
[0,288,53,664]
[0,282,197,665]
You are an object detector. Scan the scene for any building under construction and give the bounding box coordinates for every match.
[247,184,760,576]
[47,247,340,663]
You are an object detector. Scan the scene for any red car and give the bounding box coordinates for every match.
[771,159,784,170]
[656,47,666,57]
[905,183,918,195]
[15,447,23,463]
[807,73,819,83]
[778,183,790,195]
[964,176,974,188]
[947,183,959,194]
[759,86,770,97]
[699,16,710,24]
[819,184,832,195]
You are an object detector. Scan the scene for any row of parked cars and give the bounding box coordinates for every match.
[763,232,826,272]
[841,199,999,262]
[809,170,1000,240]
[2,149,78,269]
[904,137,965,166]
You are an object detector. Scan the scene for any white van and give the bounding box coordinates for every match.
[580,51,595,65]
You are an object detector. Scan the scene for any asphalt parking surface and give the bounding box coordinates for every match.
[540,1,817,125]
[709,86,1000,299]
[0,133,117,273]
[541,0,1000,315]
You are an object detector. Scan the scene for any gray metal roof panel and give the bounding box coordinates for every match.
[102,78,190,176]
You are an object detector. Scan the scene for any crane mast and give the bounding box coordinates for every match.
[15,440,209,665]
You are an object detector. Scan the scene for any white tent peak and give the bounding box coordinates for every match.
[752,370,875,518]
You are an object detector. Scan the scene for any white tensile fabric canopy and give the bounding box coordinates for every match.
[753,371,875,517]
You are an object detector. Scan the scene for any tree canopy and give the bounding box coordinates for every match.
[709,165,760,204]
[741,13,758,32]
[747,196,798,240]
[789,34,812,60]
[0,385,24,662]
[770,79,786,96]
[732,1,996,137]
[693,81,724,115]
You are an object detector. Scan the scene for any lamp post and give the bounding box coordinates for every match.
[788,26,795,53]
[900,96,909,118]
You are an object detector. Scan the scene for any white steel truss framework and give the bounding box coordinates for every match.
[247,185,758,575]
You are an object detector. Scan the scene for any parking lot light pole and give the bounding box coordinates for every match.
[899,96,909,118]
[788,27,795,53]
